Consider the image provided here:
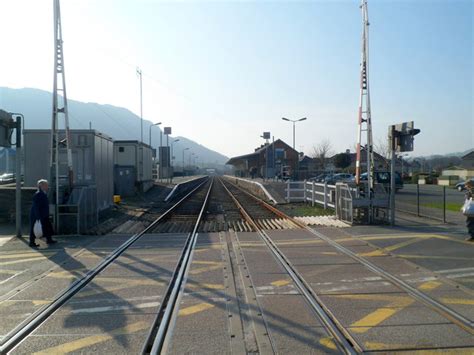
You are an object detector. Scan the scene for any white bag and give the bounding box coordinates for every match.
[33,220,43,238]
[461,198,474,217]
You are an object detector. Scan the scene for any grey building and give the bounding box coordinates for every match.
[113,140,154,193]
[24,129,114,212]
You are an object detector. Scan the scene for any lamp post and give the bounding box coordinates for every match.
[171,138,180,168]
[281,117,307,150]
[149,122,162,146]
[182,147,189,175]
[136,67,143,143]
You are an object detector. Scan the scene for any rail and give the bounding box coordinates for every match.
[220,178,360,354]
[0,177,210,355]
[142,178,213,354]
[222,178,473,341]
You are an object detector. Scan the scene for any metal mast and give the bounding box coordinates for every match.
[355,0,374,200]
[50,0,73,216]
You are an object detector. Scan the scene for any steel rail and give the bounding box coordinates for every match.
[0,177,210,355]
[219,178,360,355]
[142,178,214,355]
[222,177,474,335]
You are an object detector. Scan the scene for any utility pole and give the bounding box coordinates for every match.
[51,0,73,230]
[355,0,375,222]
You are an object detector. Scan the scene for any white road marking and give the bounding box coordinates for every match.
[0,236,13,247]
[70,301,161,314]
[0,270,25,285]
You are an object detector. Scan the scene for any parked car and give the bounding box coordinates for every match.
[0,173,15,184]
[356,171,403,191]
[325,173,354,185]
[308,173,331,183]
[456,178,474,191]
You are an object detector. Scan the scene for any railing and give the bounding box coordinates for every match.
[57,185,98,234]
[285,180,336,209]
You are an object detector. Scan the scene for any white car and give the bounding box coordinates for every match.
[0,173,15,184]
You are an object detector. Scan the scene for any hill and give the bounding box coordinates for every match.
[0,87,229,166]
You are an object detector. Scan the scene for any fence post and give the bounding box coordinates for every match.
[312,181,315,207]
[286,179,290,202]
[443,186,446,223]
[324,182,328,210]
[416,184,420,216]
[303,180,307,203]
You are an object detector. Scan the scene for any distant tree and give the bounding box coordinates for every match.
[334,153,352,170]
[311,139,333,170]
[375,138,390,169]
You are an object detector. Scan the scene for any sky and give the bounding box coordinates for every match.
[0,0,472,159]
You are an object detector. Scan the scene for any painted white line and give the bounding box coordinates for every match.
[0,236,13,247]
[0,270,25,285]
[70,301,161,314]
[436,267,474,274]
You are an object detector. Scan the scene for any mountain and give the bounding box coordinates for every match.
[0,87,229,166]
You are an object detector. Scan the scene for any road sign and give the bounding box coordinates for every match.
[262,132,270,140]
[164,127,172,135]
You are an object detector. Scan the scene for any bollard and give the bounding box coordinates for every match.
[416,184,420,217]
[312,181,315,207]
[443,186,446,223]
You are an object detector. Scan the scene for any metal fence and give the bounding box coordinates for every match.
[285,180,336,209]
[58,185,98,234]
[395,184,466,224]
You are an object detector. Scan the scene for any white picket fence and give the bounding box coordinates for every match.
[285,180,336,209]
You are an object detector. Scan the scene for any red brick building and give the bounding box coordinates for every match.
[226,139,299,179]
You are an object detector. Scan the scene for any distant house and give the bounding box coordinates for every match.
[461,151,474,169]
[226,139,299,179]
[327,148,390,173]
[442,165,474,182]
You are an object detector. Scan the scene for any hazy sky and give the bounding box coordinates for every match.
[0,0,472,158]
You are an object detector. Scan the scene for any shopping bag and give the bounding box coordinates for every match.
[461,198,474,217]
[33,220,43,238]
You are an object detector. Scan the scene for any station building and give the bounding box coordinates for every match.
[226,139,298,179]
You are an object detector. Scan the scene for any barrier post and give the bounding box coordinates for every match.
[324,182,328,209]
[312,181,315,207]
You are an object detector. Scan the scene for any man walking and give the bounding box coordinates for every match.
[465,180,474,242]
[29,179,57,247]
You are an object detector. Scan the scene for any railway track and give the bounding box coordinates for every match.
[0,178,212,355]
[219,177,474,351]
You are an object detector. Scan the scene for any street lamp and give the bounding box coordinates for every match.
[182,147,190,175]
[281,117,307,150]
[149,122,162,146]
[171,139,180,164]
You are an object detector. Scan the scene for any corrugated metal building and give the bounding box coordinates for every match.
[24,129,114,211]
[113,140,154,193]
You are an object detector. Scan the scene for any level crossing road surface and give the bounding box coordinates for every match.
[0,178,473,354]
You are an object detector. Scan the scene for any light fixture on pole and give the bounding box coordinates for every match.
[149,122,161,146]
[182,147,190,174]
[171,139,180,164]
[281,117,307,150]
[136,67,143,143]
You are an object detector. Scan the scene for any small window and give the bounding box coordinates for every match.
[119,147,124,152]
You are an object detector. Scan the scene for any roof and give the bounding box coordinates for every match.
[462,150,474,160]
[226,139,296,166]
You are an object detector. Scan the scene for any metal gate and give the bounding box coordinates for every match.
[336,184,353,224]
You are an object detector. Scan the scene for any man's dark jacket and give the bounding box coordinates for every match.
[30,190,53,239]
